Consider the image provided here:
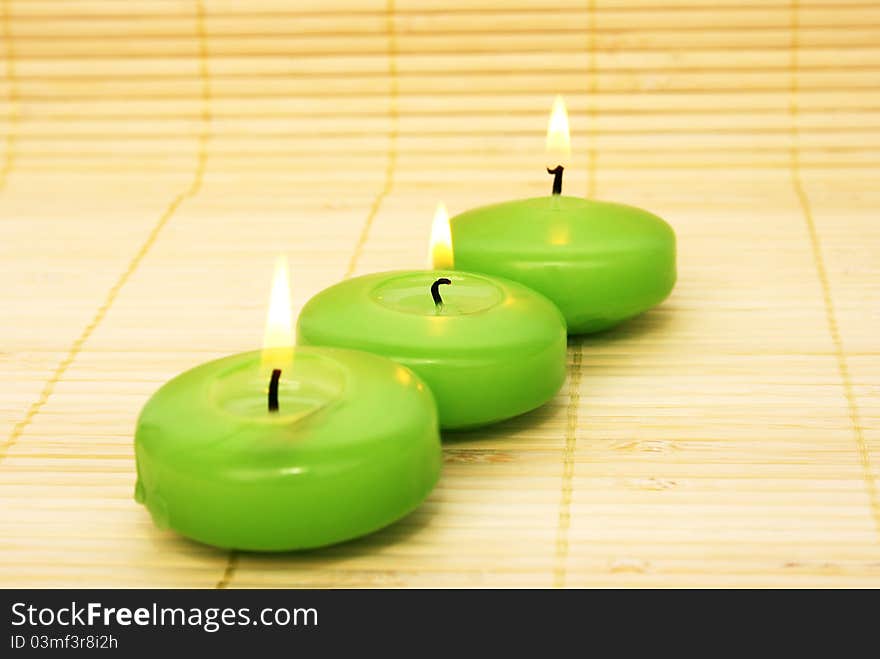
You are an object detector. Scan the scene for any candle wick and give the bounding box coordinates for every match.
[431,277,452,309]
[268,368,281,412]
[547,165,564,195]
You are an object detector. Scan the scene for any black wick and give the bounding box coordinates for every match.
[547,165,564,195]
[431,277,452,308]
[268,368,282,412]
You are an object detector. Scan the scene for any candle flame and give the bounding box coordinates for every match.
[261,254,293,373]
[429,202,454,269]
[545,94,571,169]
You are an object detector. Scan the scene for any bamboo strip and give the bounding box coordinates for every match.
[9,9,880,39]
[7,30,880,60]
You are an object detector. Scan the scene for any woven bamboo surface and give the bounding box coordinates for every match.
[0,0,878,588]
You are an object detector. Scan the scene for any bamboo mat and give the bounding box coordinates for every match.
[0,0,878,588]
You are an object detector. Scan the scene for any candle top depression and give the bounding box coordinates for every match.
[297,270,567,356]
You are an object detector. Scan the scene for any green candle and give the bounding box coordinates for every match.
[134,347,441,551]
[134,257,441,551]
[449,96,676,334]
[450,196,676,334]
[297,270,567,430]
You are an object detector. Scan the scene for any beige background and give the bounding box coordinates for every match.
[0,0,878,587]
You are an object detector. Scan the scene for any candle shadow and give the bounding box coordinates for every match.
[575,307,677,347]
[319,507,439,558]
[440,402,560,444]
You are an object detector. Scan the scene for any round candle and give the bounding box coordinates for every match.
[297,270,567,430]
[450,195,676,334]
[134,346,441,551]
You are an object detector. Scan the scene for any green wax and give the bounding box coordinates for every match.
[297,270,567,430]
[450,196,677,333]
[134,346,441,551]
